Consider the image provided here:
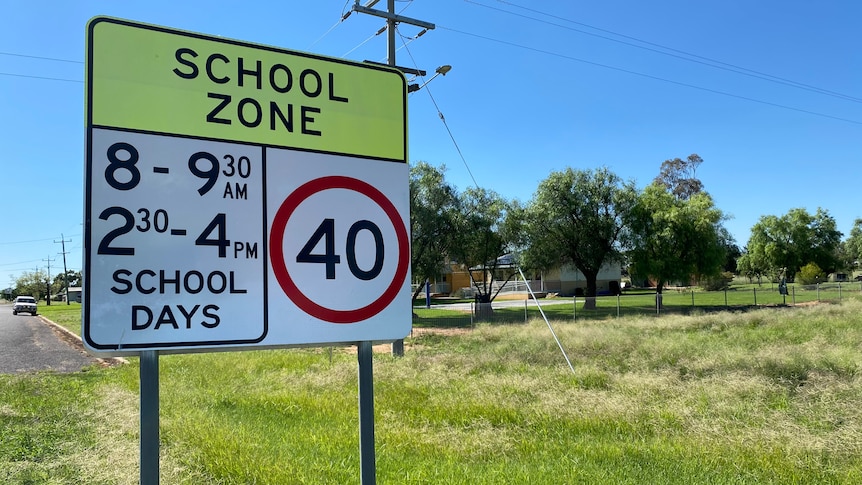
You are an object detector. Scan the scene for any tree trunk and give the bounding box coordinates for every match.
[473,294,493,321]
[583,271,599,310]
[411,282,424,303]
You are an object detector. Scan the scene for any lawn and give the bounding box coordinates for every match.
[4,300,862,483]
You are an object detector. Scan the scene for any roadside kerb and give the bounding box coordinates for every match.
[37,314,127,367]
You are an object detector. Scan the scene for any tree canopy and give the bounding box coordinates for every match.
[450,186,522,304]
[13,269,50,300]
[52,270,82,296]
[654,153,704,200]
[627,184,726,293]
[841,218,862,269]
[409,162,459,300]
[407,162,522,307]
[523,167,637,303]
[743,207,842,281]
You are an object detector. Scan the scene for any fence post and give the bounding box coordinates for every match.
[691,290,695,308]
[573,295,577,321]
[470,301,474,328]
[839,282,842,301]
[617,293,621,318]
[753,288,757,306]
[524,299,528,322]
[792,286,796,306]
[724,289,728,308]
[816,283,820,302]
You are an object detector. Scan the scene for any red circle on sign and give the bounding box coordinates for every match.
[270,176,410,323]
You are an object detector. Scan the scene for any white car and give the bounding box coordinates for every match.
[12,296,38,315]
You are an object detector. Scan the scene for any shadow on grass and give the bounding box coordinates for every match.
[412,313,473,329]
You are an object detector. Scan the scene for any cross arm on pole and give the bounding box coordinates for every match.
[351,4,436,30]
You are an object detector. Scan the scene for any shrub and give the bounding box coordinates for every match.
[795,262,825,285]
[700,271,734,291]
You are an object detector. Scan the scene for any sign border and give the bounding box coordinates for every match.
[82,132,270,352]
[269,175,410,324]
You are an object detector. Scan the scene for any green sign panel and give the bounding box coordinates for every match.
[87,17,406,160]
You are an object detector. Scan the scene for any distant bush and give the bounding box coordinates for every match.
[796,262,825,285]
[700,271,734,291]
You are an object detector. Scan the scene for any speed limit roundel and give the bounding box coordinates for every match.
[269,175,410,323]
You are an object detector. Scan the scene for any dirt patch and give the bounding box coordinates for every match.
[411,326,472,337]
[38,316,127,367]
[340,326,473,354]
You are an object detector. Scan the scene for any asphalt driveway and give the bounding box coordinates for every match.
[0,304,100,373]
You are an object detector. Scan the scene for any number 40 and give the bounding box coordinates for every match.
[296,218,384,281]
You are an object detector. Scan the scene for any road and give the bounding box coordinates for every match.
[0,304,99,373]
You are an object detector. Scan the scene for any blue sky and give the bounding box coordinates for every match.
[2,0,860,288]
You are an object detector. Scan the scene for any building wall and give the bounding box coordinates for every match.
[435,261,622,297]
[541,262,621,296]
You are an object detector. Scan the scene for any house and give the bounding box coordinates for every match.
[418,254,623,299]
[536,262,622,296]
[417,255,517,298]
[54,287,83,303]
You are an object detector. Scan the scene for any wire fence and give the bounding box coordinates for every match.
[412,282,862,328]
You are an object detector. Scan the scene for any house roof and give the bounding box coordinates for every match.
[469,253,517,271]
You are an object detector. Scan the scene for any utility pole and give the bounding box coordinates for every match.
[342,5,436,485]
[350,0,435,359]
[42,256,54,305]
[55,233,72,305]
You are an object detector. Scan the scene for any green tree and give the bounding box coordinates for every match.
[450,187,522,309]
[409,162,459,302]
[718,227,741,273]
[523,167,637,308]
[14,269,49,300]
[744,208,842,281]
[809,208,843,274]
[52,270,82,297]
[627,184,726,295]
[736,252,754,283]
[736,251,766,284]
[840,218,862,272]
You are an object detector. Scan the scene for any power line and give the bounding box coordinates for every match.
[399,30,480,189]
[438,25,862,126]
[0,236,67,246]
[0,259,43,267]
[1,267,45,275]
[476,0,862,104]
[314,0,415,53]
[0,71,82,83]
[0,51,84,84]
[0,51,82,64]
[343,27,387,57]
[309,18,345,49]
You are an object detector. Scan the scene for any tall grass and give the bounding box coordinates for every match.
[159,301,862,483]
[4,301,862,483]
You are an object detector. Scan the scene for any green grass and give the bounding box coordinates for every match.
[5,301,862,483]
[35,302,82,335]
[0,367,143,484]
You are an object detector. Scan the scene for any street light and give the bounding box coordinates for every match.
[408,65,451,92]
